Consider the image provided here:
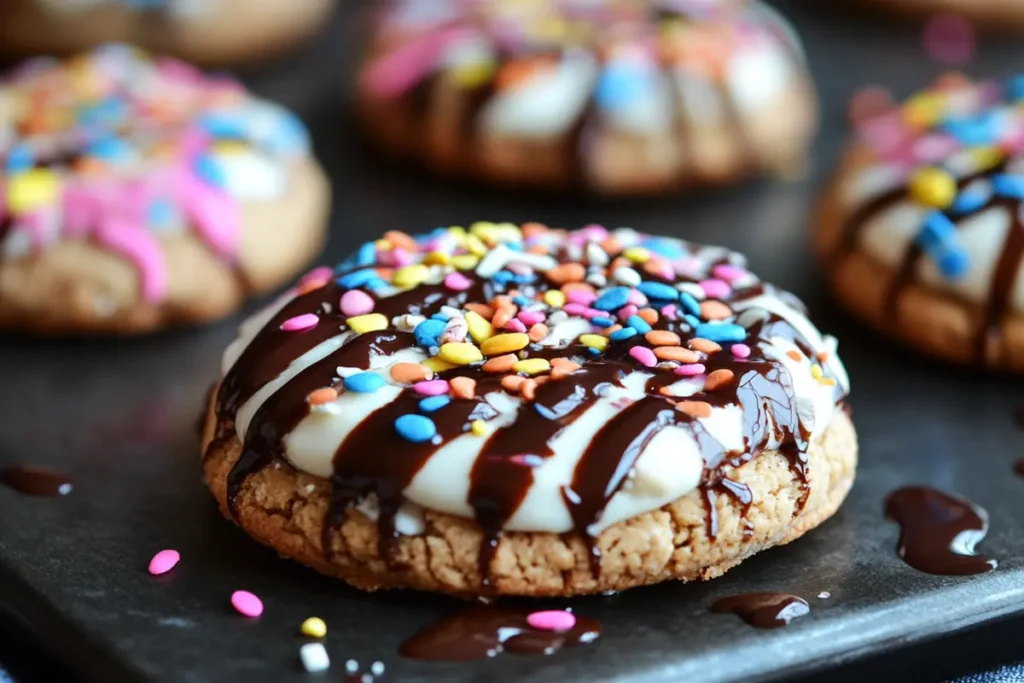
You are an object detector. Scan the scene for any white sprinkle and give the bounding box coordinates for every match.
[547,311,569,325]
[371,661,385,676]
[440,305,463,319]
[345,659,360,674]
[586,241,609,267]
[586,273,607,288]
[676,282,706,300]
[818,591,831,599]
[613,267,641,287]
[304,484,316,493]
[476,244,558,278]
[300,643,330,673]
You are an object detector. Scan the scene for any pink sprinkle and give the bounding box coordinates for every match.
[413,379,449,396]
[627,290,648,307]
[629,346,657,368]
[148,550,180,576]
[617,304,638,322]
[340,290,375,317]
[362,27,474,98]
[445,272,472,291]
[391,247,413,267]
[301,266,333,287]
[566,289,596,305]
[675,363,706,377]
[923,13,975,66]
[505,319,527,333]
[583,308,603,320]
[711,264,746,282]
[231,590,263,618]
[563,303,589,316]
[731,344,751,359]
[281,313,319,332]
[672,256,703,278]
[517,310,545,326]
[581,224,608,241]
[527,610,576,632]
[699,279,732,300]
[660,304,679,321]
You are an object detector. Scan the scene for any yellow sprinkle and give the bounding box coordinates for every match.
[908,167,956,209]
[422,357,456,372]
[439,342,484,365]
[423,250,451,266]
[810,364,824,380]
[393,264,429,288]
[467,235,488,257]
[580,334,609,351]
[902,92,945,129]
[495,222,523,243]
[300,617,327,638]
[465,311,494,343]
[531,16,568,41]
[374,238,393,251]
[480,332,529,355]
[969,145,1005,171]
[7,169,60,214]
[452,254,480,271]
[543,290,566,308]
[471,419,487,436]
[447,226,467,243]
[346,313,388,334]
[212,140,248,155]
[513,358,551,375]
[451,61,497,89]
[623,246,650,263]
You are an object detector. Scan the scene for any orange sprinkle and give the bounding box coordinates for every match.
[383,230,417,252]
[465,302,495,320]
[501,375,526,392]
[483,354,518,373]
[658,386,676,397]
[608,257,631,274]
[307,388,339,405]
[390,362,432,383]
[297,276,329,295]
[495,58,556,91]
[492,308,516,329]
[550,358,580,370]
[689,338,722,354]
[600,237,621,254]
[528,244,549,254]
[676,400,713,419]
[546,263,586,284]
[561,281,596,296]
[521,222,550,238]
[520,378,538,401]
[700,301,732,320]
[786,350,803,362]
[493,295,514,308]
[704,369,735,391]
[534,376,549,387]
[816,351,830,362]
[602,324,623,337]
[636,308,659,325]
[653,347,700,363]
[645,331,680,347]
[374,267,394,281]
[450,377,477,400]
[528,323,549,342]
[642,260,669,278]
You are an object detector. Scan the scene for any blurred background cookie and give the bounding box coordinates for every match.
[815,73,1024,370]
[357,0,818,195]
[0,45,330,334]
[0,0,334,66]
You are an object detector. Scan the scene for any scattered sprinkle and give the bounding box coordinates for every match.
[343,372,387,394]
[300,642,330,673]
[230,590,263,618]
[395,414,438,443]
[148,550,180,576]
[281,313,319,332]
[527,610,576,632]
[300,617,327,638]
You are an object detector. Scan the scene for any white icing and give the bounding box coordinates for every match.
[726,43,792,112]
[215,151,288,201]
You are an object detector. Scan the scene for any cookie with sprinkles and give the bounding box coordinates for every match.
[857,0,1024,32]
[0,45,330,334]
[0,0,332,66]
[357,0,818,195]
[201,222,856,597]
[816,74,1024,370]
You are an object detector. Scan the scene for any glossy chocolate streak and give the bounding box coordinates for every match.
[0,465,73,497]
[399,606,601,661]
[884,486,996,576]
[710,593,810,629]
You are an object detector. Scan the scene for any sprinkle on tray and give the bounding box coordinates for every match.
[526,610,576,632]
[300,617,327,638]
[300,642,330,673]
[148,549,180,576]
[230,590,263,618]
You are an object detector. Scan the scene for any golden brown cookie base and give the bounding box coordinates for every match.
[814,151,1024,371]
[356,76,818,196]
[0,159,330,335]
[201,392,857,598]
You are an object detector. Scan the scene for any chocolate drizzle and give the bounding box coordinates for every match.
[212,239,846,585]
[0,465,73,497]
[884,486,996,576]
[399,606,601,661]
[710,593,810,629]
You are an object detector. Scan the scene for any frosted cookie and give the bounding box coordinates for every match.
[816,74,1024,370]
[0,0,333,66]
[0,45,330,334]
[201,222,855,597]
[357,0,817,195]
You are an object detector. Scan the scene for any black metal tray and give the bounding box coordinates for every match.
[2,2,1023,681]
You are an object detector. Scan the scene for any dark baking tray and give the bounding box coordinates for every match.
[2,2,1023,681]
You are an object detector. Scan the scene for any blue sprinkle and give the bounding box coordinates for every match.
[993,174,1024,200]
[695,323,747,343]
[264,111,311,155]
[513,274,536,284]
[394,414,437,443]
[77,97,127,127]
[641,237,685,259]
[365,277,388,291]
[1007,75,1024,101]
[593,286,631,311]
[198,112,246,138]
[414,319,447,348]
[193,154,226,188]
[679,292,702,317]
[951,186,991,215]
[87,136,131,162]
[938,249,970,279]
[419,396,451,413]
[431,312,451,321]
[534,403,558,420]
[917,211,957,249]
[343,372,387,394]
[595,64,655,111]
[637,281,678,301]
[626,315,652,334]
[493,271,514,285]
[943,112,1002,147]
[337,269,378,289]
[588,347,601,356]
[609,327,638,342]
[512,295,531,306]
[5,144,33,173]
[590,316,615,328]
[356,242,377,266]
[505,241,524,252]
[146,198,177,229]
[684,314,702,328]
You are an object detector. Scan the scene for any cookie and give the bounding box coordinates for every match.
[0,0,333,66]
[858,0,1024,31]
[0,45,330,334]
[815,74,1024,370]
[357,0,818,195]
[201,222,855,597]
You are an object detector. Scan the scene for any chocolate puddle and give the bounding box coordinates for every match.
[710,593,809,629]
